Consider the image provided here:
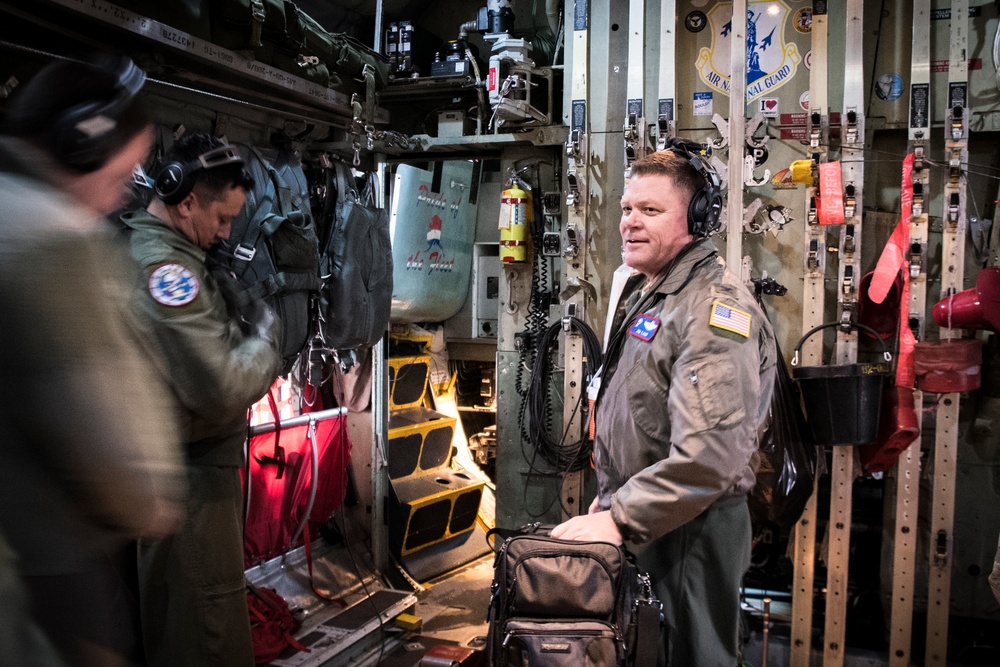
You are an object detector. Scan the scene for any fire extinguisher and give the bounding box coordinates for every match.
[499,176,531,263]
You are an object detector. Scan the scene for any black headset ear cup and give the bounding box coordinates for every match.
[47,56,146,172]
[683,151,722,237]
[154,161,191,205]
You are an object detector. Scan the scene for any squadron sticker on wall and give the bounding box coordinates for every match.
[405,184,458,274]
[695,0,801,103]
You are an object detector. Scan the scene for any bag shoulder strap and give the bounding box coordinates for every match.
[334,161,360,204]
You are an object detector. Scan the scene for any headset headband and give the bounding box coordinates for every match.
[153,141,245,205]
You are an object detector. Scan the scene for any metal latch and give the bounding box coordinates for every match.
[808,111,822,148]
[948,192,960,224]
[950,105,964,140]
[912,180,924,217]
[842,264,855,300]
[845,108,859,144]
[909,241,923,277]
[844,184,856,219]
[843,224,856,256]
[807,238,820,272]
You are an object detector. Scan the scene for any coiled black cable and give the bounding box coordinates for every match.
[521,316,603,473]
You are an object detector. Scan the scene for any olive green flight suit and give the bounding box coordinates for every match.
[594,239,776,667]
[121,210,282,667]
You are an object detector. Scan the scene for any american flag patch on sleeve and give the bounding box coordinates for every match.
[709,300,752,338]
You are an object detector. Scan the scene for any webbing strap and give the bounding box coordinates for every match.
[249,0,265,48]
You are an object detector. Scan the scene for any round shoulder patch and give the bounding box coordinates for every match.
[148,263,200,307]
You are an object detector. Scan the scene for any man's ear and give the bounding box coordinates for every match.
[175,191,197,217]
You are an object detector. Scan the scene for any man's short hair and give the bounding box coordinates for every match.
[628,149,703,206]
[1,52,149,172]
[162,133,254,202]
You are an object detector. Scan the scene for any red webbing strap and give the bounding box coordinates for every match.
[253,389,286,479]
[817,161,845,225]
[871,154,916,387]
[302,521,347,607]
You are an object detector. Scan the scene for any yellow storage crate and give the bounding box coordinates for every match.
[388,466,485,557]
[388,354,430,410]
[387,406,456,480]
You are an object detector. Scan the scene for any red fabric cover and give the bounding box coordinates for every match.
[243,415,351,567]
[913,338,983,393]
[858,270,903,339]
[860,386,920,474]
[247,585,308,664]
[932,267,1000,333]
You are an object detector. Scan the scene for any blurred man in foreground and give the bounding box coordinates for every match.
[0,53,185,666]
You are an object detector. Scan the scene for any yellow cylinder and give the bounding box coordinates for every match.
[499,184,529,263]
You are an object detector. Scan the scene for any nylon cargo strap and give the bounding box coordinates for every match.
[634,578,662,667]
[350,64,376,165]
[249,0,265,48]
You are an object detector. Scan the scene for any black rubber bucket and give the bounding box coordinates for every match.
[790,322,892,446]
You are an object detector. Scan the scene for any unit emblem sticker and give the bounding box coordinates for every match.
[876,73,903,101]
[685,11,708,32]
[148,263,199,306]
[793,8,812,33]
[695,0,802,103]
[629,314,661,342]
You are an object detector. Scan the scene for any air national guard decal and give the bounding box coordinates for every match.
[629,314,661,342]
[148,263,200,306]
[695,0,801,103]
[709,300,752,338]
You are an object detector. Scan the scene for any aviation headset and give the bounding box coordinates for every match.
[153,141,245,206]
[47,55,147,172]
[661,137,723,238]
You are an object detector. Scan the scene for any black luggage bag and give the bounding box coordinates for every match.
[486,531,662,666]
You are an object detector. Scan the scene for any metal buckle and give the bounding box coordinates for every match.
[233,244,256,261]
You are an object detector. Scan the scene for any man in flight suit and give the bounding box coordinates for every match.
[120,133,282,666]
[553,144,776,666]
[0,53,184,666]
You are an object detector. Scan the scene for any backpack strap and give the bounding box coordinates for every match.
[227,146,280,279]
[633,571,664,667]
[334,160,360,205]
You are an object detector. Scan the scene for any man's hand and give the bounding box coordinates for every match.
[550,510,623,545]
[245,299,279,347]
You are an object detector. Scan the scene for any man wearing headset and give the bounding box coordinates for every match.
[120,133,282,666]
[552,145,777,666]
[0,54,185,666]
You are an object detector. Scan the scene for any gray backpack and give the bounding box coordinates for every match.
[315,161,393,357]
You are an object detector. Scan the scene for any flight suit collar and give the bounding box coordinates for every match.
[649,238,718,297]
[120,209,208,263]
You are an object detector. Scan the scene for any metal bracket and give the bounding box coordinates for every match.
[743,198,765,233]
[743,154,770,187]
[745,111,770,149]
[710,113,729,150]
